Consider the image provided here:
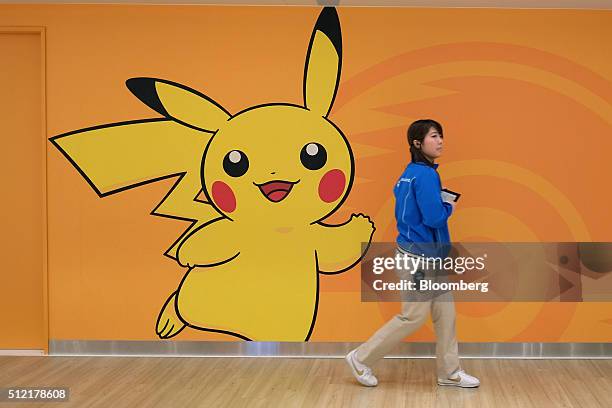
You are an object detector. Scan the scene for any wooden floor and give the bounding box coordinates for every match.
[0,356,611,407]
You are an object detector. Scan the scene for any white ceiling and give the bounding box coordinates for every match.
[1,0,612,9]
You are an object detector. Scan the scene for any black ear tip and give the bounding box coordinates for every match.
[315,6,342,56]
[319,5,339,20]
[126,77,152,95]
[126,77,168,116]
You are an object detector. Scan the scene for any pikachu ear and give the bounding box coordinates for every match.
[303,7,342,117]
[126,78,231,132]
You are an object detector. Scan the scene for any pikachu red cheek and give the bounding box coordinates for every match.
[318,169,346,203]
[212,181,236,213]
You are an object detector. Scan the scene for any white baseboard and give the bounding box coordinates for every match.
[0,349,45,356]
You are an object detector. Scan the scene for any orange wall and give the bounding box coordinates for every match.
[1,4,611,342]
[0,30,46,350]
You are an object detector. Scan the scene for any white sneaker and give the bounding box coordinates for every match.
[345,349,378,387]
[437,369,480,388]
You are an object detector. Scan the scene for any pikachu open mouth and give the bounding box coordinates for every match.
[255,180,299,203]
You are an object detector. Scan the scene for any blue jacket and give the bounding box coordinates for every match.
[394,161,453,258]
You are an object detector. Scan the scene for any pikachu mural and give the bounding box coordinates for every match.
[50,7,375,341]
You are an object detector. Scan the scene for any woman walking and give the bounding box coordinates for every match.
[346,119,480,388]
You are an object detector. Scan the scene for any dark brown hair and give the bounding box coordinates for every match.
[407,119,443,166]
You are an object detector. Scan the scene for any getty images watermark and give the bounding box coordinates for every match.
[360,242,612,302]
[370,250,489,293]
[360,243,491,302]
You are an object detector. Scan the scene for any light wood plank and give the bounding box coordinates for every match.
[0,357,610,407]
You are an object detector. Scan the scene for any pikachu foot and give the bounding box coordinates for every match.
[156,291,186,339]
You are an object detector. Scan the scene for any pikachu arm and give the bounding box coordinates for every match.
[312,214,376,274]
[176,217,240,268]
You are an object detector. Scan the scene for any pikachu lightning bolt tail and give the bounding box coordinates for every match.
[50,118,219,259]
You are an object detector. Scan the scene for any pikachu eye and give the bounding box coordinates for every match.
[300,143,327,170]
[223,150,249,177]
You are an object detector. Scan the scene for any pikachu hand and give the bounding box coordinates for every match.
[350,213,376,244]
[177,250,196,269]
[313,213,376,273]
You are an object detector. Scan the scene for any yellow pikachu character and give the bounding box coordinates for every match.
[51,7,375,341]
